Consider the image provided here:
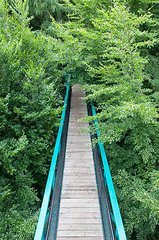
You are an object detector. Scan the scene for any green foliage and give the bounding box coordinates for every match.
[0,0,66,239]
[28,0,70,31]
[57,1,159,239]
[0,0,158,239]
[145,54,159,106]
[114,170,159,240]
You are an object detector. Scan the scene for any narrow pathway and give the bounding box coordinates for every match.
[56,84,104,240]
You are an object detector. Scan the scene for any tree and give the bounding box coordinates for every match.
[28,0,70,31]
[0,1,66,238]
[55,0,159,239]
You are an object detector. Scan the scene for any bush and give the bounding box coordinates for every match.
[0,1,65,238]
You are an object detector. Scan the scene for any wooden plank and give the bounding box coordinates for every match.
[58,218,102,225]
[63,170,95,175]
[62,183,97,189]
[59,205,100,209]
[62,172,96,177]
[57,231,103,237]
[58,237,103,240]
[63,179,96,184]
[64,162,94,167]
[62,187,97,191]
[58,224,103,231]
[64,165,94,170]
[68,125,88,130]
[62,195,98,199]
[66,135,90,141]
[69,116,87,121]
[59,208,102,213]
[68,140,91,145]
[62,176,96,182]
[60,198,99,205]
[58,212,101,219]
[61,189,98,197]
[66,147,92,152]
[61,190,97,195]
[62,180,97,184]
[65,159,93,163]
[62,177,96,183]
[65,153,92,159]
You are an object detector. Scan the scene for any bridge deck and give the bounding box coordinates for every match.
[56,84,104,240]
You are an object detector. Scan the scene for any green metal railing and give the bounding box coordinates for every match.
[34,84,70,240]
[91,104,127,240]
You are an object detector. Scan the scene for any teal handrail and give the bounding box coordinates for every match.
[91,104,127,240]
[34,84,70,240]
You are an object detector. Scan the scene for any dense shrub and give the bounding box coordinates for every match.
[0,1,65,238]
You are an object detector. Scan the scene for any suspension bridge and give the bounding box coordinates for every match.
[34,82,127,240]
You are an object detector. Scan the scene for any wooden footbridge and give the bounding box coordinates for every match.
[34,83,127,240]
[57,85,103,239]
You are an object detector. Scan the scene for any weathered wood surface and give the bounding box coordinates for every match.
[56,84,104,240]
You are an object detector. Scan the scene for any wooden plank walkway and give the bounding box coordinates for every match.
[56,84,104,240]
